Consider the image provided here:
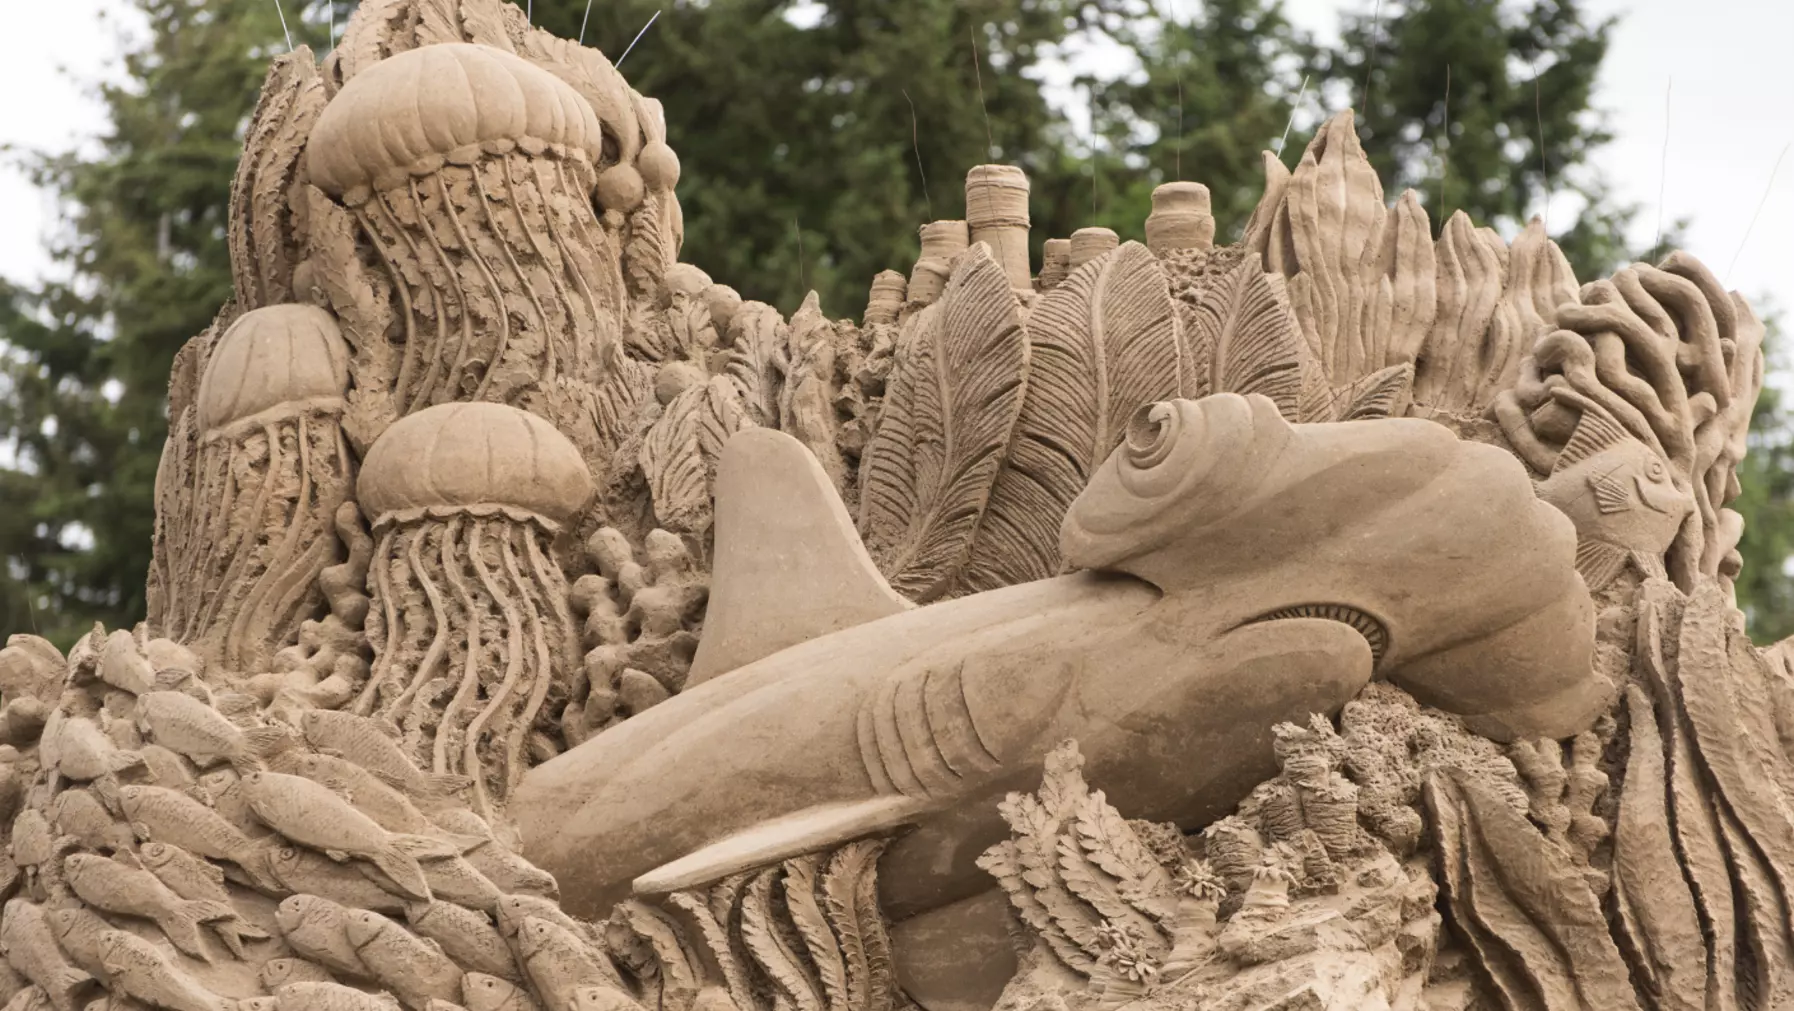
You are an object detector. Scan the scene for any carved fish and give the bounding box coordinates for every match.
[569,989,637,1011]
[494,896,599,951]
[240,1000,282,1011]
[3,988,50,1011]
[261,957,336,989]
[11,809,63,867]
[117,784,279,891]
[95,928,230,1011]
[295,712,470,799]
[98,632,155,696]
[135,691,280,769]
[51,789,136,853]
[266,846,408,913]
[1535,394,1696,591]
[274,983,401,1011]
[461,975,540,1011]
[241,771,464,901]
[517,917,621,1011]
[428,811,557,900]
[517,398,1606,978]
[2,900,96,1011]
[43,906,117,984]
[389,847,501,911]
[406,901,518,980]
[137,745,199,791]
[64,853,234,962]
[137,842,270,958]
[50,716,142,782]
[272,751,438,836]
[274,894,371,978]
[343,909,462,1009]
[196,767,265,837]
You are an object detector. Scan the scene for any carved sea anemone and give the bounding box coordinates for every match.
[356,401,592,815]
[148,304,353,674]
[307,42,627,413]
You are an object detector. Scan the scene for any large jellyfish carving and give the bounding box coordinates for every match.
[356,401,591,814]
[306,42,627,413]
[148,304,354,674]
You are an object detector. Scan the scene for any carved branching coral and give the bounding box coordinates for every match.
[982,738,1442,1011]
[1495,252,1766,595]
[563,528,707,746]
[148,306,355,676]
[354,403,591,813]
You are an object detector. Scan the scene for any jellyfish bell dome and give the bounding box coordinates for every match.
[357,402,594,527]
[307,43,605,202]
[195,304,351,433]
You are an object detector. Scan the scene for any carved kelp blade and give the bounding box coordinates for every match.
[1412,212,1523,415]
[1251,114,1437,392]
[963,243,1184,591]
[1636,582,1740,1011]
[1428,768,1640,1011]
[1672,581,1794,1007]
[230,49,324,311]
[856,245,1030,601]
[1613,685,1706,1011]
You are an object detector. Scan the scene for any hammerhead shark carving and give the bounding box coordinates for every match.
[516,392,1605,950]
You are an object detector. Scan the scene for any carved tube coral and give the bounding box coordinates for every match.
[306,43,626,414]
[149,304,354,674]
[356,402,592,815]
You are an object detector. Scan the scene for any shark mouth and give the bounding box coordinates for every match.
[1240,603,1389,669]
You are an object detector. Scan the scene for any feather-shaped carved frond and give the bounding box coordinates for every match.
[782,856,847,1011]
[639,377,753,534]
[740,869,823,1011]
[963,243,1184,592]
[1053,832,1166,952]
[1075,791,1177,925]
[1182,251,1309,419]
[663,891,756,1011]
[725,303,791,428]
[856,245,1029,602]
[230,49,323,311]
[820,839,894,1011]
[336,0,406,80]
[459,0,516,49]
[618,901,703,1011]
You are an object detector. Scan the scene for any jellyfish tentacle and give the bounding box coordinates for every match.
[229,415,315,669]
[511,531,573,794]
[433,172,510,403]
[355,199,424,408]
[196,422,284,656]
[358,525,406,714]
[433,514,484,775]
[459,517,527,815]
[473,160,555,395]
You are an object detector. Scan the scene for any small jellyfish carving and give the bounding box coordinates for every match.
[148,304,354,675]
[355,402,592,816]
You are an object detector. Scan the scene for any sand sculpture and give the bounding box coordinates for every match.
[0,4,1789,1011]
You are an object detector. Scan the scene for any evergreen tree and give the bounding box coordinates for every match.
[0,0,334,644]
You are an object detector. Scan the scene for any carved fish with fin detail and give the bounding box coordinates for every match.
[1535,392,1696,591]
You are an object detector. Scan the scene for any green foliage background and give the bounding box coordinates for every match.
[4,0,1789,646]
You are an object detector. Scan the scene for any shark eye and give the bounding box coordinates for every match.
[1124,402,1179,471]
[1646,459,1666,481]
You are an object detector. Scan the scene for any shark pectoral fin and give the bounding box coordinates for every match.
[687,427,912,688]
[632,794,930,896]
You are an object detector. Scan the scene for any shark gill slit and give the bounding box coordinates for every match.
[1238,603,1389,669]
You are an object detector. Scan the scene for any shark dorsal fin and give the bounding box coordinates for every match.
[686,427,912,687]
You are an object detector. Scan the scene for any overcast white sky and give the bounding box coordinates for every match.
[2,0,1790,334]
